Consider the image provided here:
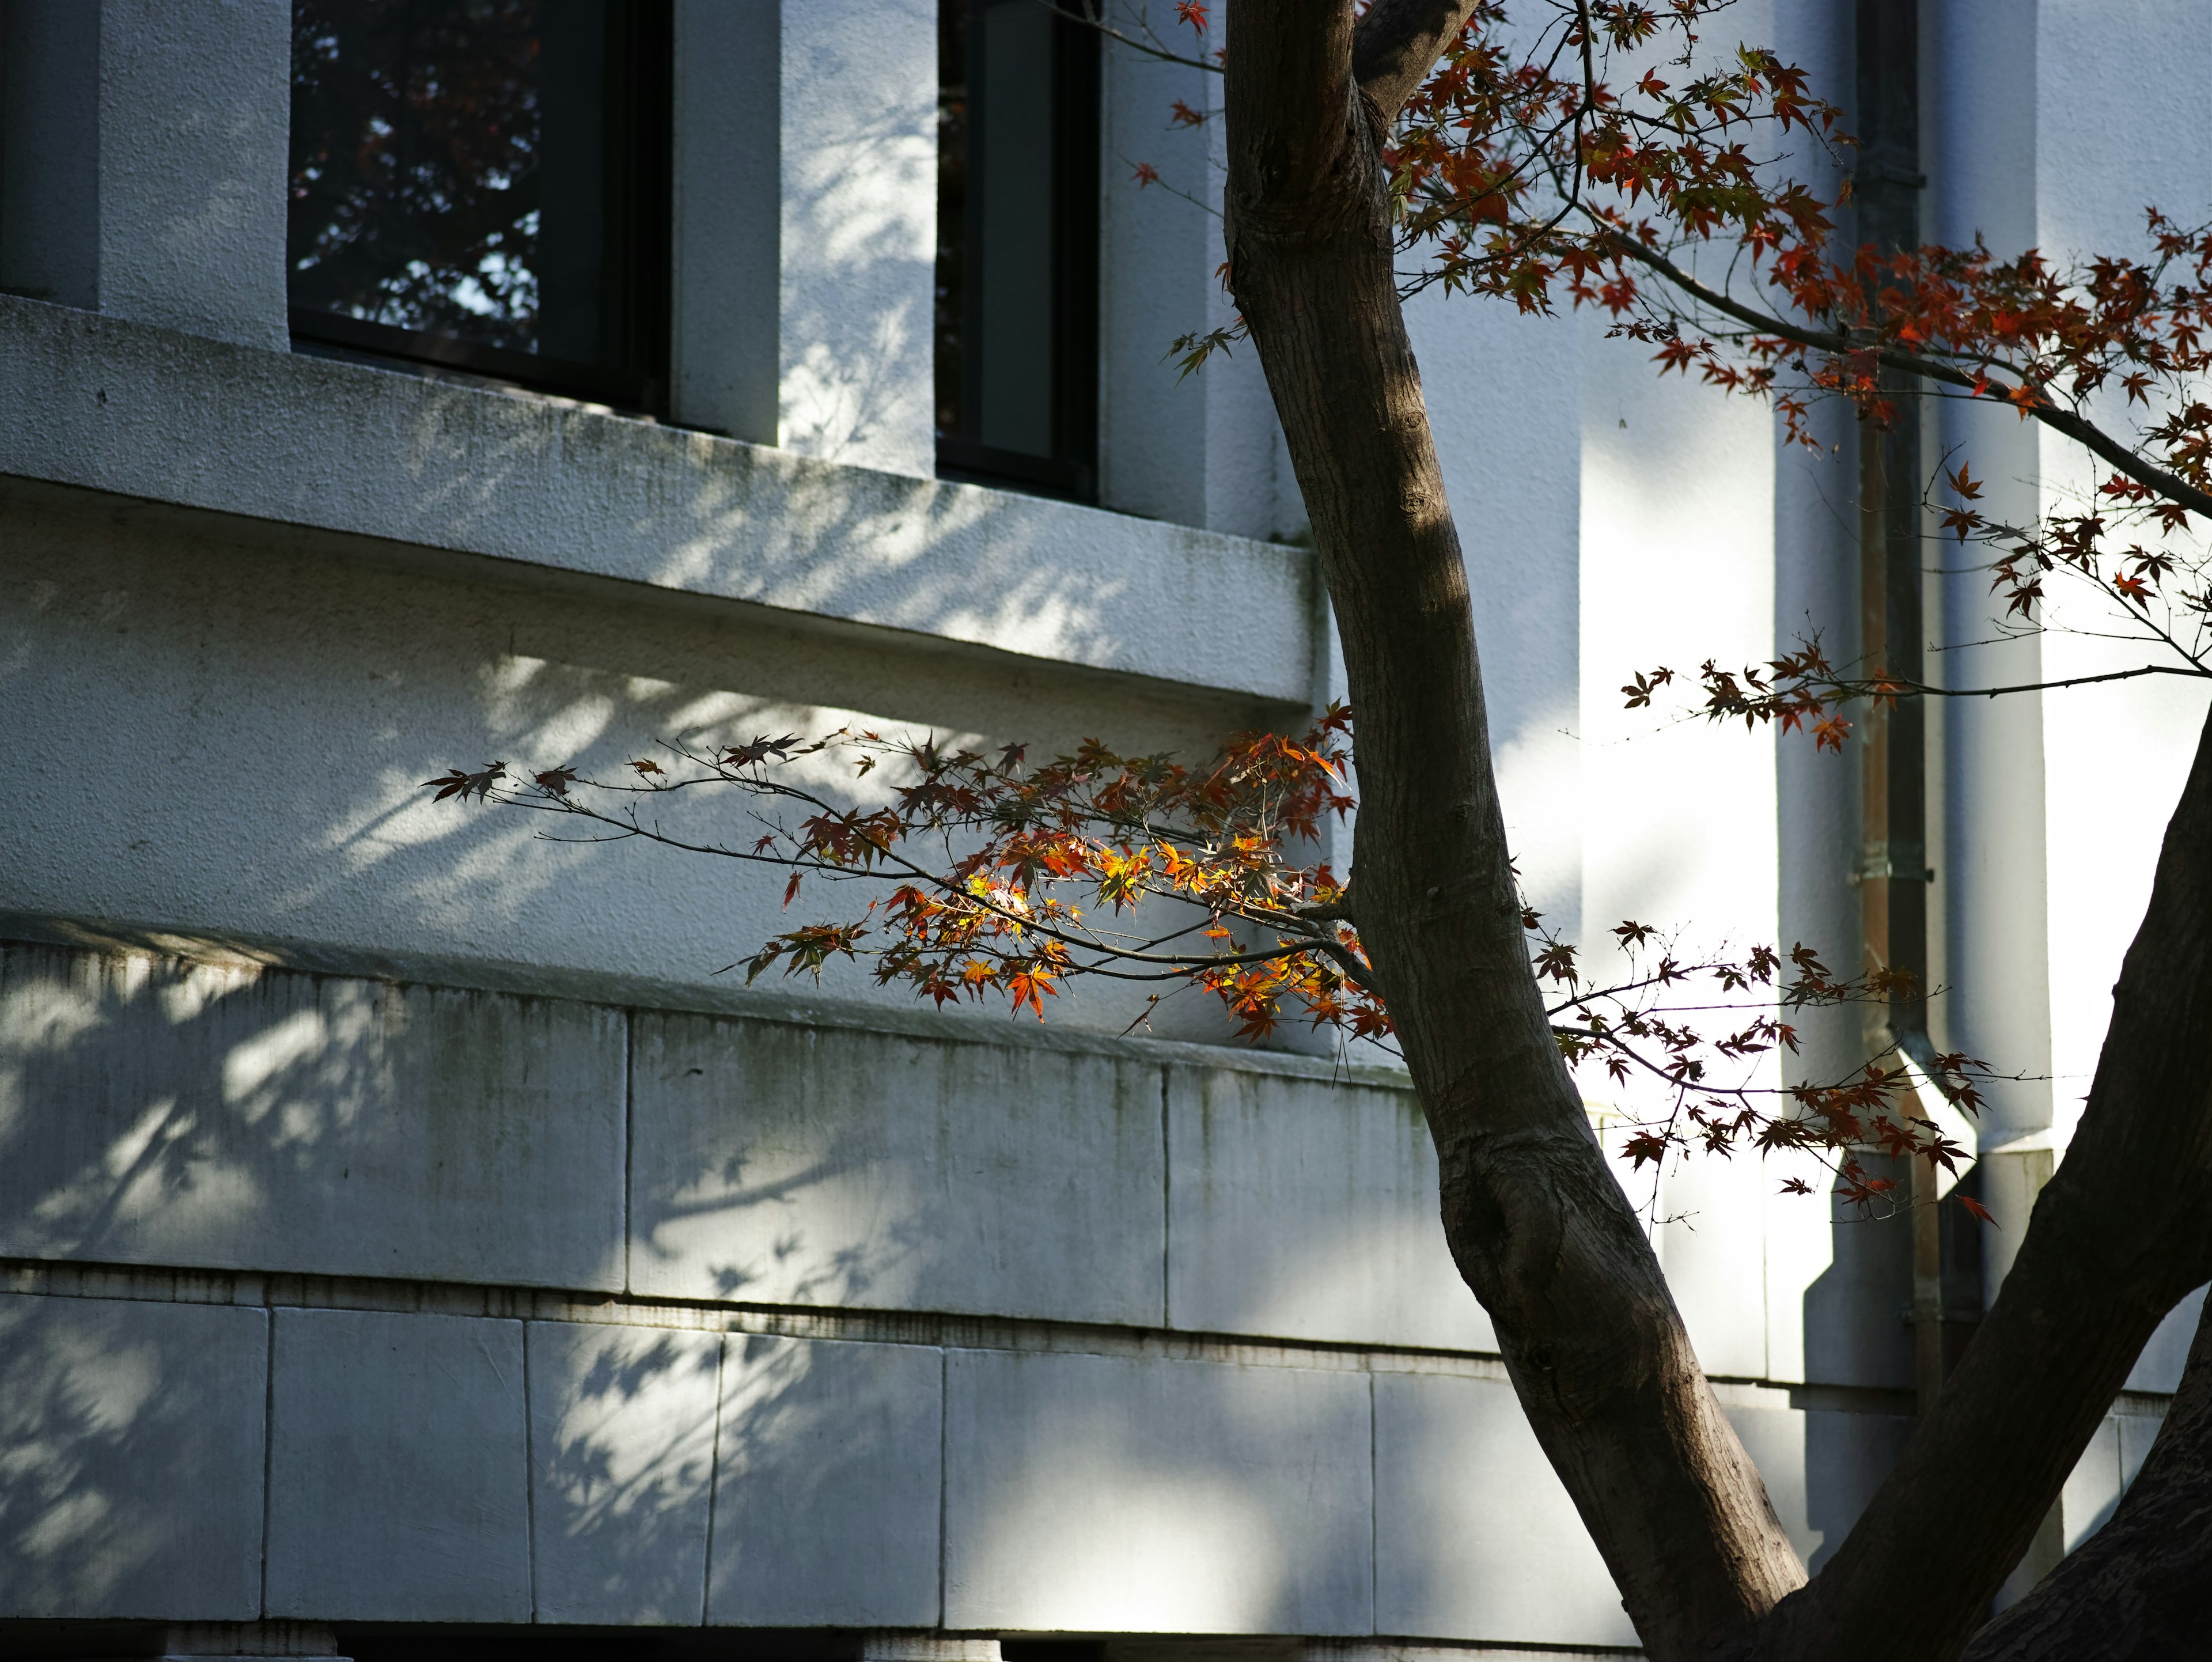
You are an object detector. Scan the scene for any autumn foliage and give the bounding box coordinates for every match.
[421,0,2212,1227]
[427,703,1993,1218]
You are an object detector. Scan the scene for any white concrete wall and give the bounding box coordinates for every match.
[669,0,782,441]
[1096,14,1294,540]
[0,922,1930,1641]
[778,0,938,475]
[1,0,2199,1642]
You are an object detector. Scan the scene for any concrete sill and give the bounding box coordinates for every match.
[0,296,1315,707]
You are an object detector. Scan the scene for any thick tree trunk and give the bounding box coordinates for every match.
[1222,12,2212,1661]
[1960,1294,2212,1661]
[1736,702,2212,1661]
[1221,9,1805,1659]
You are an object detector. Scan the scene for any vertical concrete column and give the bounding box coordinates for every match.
[157,1625,349,1662]
[1923,0,2055,1303]
[669,0,780,439]
[0,0,290,349]
[774,0,937,476]
[1095,20,1285,537]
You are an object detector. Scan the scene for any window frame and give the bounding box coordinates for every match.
[934,0,1102,502]
[286,0,675,416]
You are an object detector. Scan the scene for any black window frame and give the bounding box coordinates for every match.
[286,0,675,416]
[935,0,1102,502]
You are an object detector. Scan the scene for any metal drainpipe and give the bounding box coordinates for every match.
[1853,0,1955,1418]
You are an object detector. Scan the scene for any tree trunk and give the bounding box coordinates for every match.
[1736,702,2212,1661]
[1959,1293,2212,1661]
[1221,9,1805,1659]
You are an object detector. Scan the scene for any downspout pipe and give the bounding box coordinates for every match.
[1853,0,1956,1417]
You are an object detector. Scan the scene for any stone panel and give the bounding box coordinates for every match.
[0,1292,265,1619]
[1764,1154,1915,1390]
[265,1309,529,1622]
[0,942,626,1288]
[529,1322,722,1626]
[944,1348,1372,1636]
[2119,1409,2162,1493]
[1658,1152,1769,1379]
[707,1334,941,1627]
[630,1013,1164,1323]
[1165,1066,1491,1350]
[2125,1284,2207,1394]
[2061,1415,2125,1553]
[1725,1403,1913,1576]
[1372,1370,1637,1649]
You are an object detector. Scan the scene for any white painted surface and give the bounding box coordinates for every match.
[943,1347,1374,1635]
[671,1,782,441]
[0,300,1314,707]
[1164,1065,1495,1352]
[264,1308,532,1622]
[0,495,1277,1028]
[2032,2,2212,1158]
[1658,1149,1771,1380]
[528,1323,722,1626]
[1725,1403,1915,1577]
[778,0,937,476]
[0,941,628,1289]
[1373,1370,1638,1649]
[707,1334,943,1626]
[630,1012,1166,1323]
[88,0,290,351]
[0,1,289,349]
[0,1293,266,1619]
[2126,1285,2208,1395]
[0,2,101,308]
[1407,294,1582,938]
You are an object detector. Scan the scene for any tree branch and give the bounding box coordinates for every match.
[1608,236,2212,525]
[1351,0,1480,122]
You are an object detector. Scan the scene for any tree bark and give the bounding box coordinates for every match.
[1221,9,1806,1659]
[1735,702,2212,1661]
[1959,1294,2212,1661]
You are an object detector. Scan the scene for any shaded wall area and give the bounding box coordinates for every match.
[0,920,1955,1645]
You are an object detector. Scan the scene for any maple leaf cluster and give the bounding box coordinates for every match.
[427,704,1999,1213]
[1533,913,1993,1216]
[1316,1,2212,732]
[429,709,1382,1046]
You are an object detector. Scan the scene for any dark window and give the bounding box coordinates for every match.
[287,0,671,412]
[936,0,1101,500]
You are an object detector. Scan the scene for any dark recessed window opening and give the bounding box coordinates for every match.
[937,0,1101,501]
[287,0,672,412]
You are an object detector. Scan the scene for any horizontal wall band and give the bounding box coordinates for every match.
[0,1255,1954,1419]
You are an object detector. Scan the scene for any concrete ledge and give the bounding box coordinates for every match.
[0,297,1315,706]
[0,909,1411,1091]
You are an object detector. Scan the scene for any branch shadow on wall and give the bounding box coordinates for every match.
[0,934,933,1625]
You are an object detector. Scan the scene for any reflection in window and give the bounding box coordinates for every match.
[936,0,1101,500]
[287,0,670,410]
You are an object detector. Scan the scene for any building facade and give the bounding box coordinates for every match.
[0,3,2202,1659]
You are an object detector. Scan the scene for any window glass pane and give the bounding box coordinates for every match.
[972,0,1056,456]
[935,0,1099,499]
[287,0,667,399]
